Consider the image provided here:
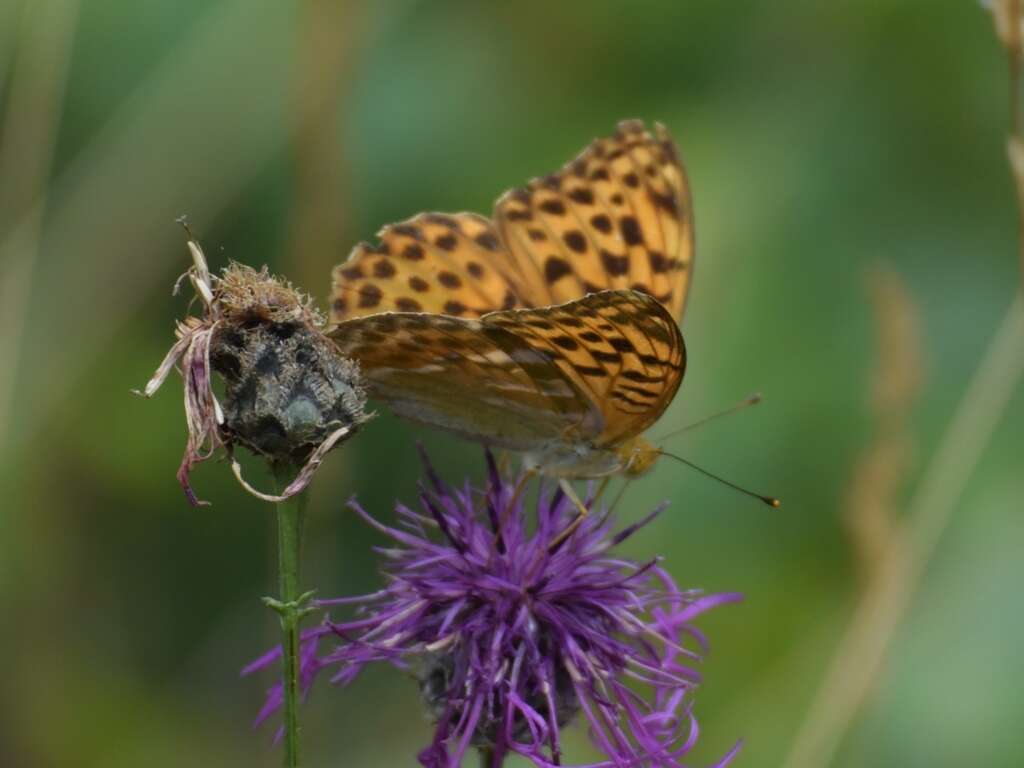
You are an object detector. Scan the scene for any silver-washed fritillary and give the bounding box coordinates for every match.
[327,120,693,480]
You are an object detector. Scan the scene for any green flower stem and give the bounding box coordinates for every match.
[265,462,314,768]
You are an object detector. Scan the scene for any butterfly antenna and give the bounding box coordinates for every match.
[176,214,196,242]
[657,449,780,508]
[655,392,762,443]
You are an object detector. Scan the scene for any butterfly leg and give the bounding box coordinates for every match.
[499,467,537,533]
[548,478,591,550]
[496,451,513,477]
[606,478,632,516]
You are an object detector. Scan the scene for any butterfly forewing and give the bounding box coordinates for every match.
[327,310,602,451]
[328,290,682,455]
[483,290,685,447]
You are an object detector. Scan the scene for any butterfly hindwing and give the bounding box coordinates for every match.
[330,212,523,322]
[330,121,693,323]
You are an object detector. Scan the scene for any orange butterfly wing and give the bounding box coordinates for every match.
[482,290,685,448]
[329,121,693,323]
[326,121,692,466]
[326,306,601,450]
[329,212,523,321]
[327,290,683,453]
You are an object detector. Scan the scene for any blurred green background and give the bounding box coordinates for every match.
[1,1,1022,766]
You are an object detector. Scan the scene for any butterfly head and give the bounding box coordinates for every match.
[620,436,661,478]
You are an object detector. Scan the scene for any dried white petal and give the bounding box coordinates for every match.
[229,424,353,502]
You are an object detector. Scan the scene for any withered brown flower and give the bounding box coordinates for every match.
[137,226,368,505]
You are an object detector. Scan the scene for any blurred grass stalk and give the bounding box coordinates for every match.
[841,266,921,583]
[285,0,362,287]
[785,295,1024,768]
[784,4,1024,765]
[0,0,79,454]
[287,0,364,523]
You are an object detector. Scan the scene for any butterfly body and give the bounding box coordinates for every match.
[519,434,660,479]
[522,438,624,480]
[327,120,693,481]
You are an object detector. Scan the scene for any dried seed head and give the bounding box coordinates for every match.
[211,311,366,463]
[138,230,368,504]
[215,262,323,327]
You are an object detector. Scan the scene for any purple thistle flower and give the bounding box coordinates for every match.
[244,451,742,767]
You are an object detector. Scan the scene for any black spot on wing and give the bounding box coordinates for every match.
[545,257,573,283]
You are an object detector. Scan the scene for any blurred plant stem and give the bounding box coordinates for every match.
[267,463,313,768]
[841,266,921,583]
[785,7,1024,763]
[479,747,499,767]
[285,0,363,290]
[0,0,78,459]
[785,294,1024,768]
[992,0,1024,282]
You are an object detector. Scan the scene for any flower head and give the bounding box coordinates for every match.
[245,451,741,767]
[136,224,367,504]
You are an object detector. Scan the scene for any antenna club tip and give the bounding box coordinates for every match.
[176,214,196,242]
[764,496,781,508]
[749,392,763,404]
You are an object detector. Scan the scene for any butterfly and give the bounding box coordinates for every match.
[326,120,693,482]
